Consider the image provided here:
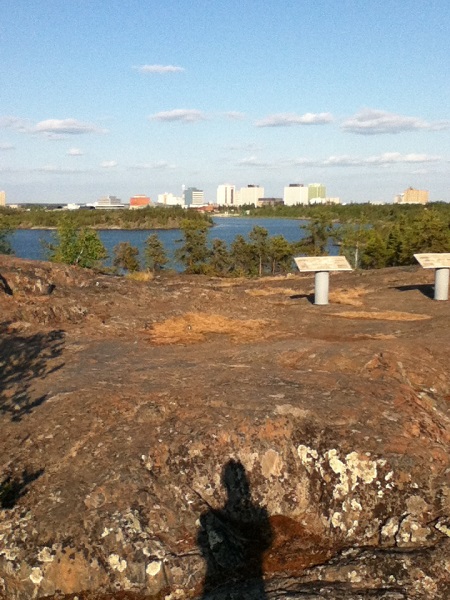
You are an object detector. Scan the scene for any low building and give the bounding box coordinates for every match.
[95,195,125,209]
[257,197,283,208]
[395,187,429,204]
[129,195,151,209]
[157,192,184,206]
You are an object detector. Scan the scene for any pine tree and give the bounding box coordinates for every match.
[208,238,232,276]
[175,220,210,274]
[144,233,168,273]
[249,226,270,276]
[113,242,140,272]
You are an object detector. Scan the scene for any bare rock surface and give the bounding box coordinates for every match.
[0,256,449,599]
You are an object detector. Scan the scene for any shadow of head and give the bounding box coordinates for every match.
[0,468,44,509]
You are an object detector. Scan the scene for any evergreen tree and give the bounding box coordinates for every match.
[230,235,256,277]
[297,213,333,256]
[208,238,232,276]
[113,242,140,272]
[268,235,293,274]
[144,233,168,273]
[0,216,14,255]
[249,226,270,276]
[175,220,210,273]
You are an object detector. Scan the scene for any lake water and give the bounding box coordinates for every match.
[10,216,337,269]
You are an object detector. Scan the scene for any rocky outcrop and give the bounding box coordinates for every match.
[0,257,449,599]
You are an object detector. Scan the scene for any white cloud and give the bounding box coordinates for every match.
[224,111,246,120]
[322,152,442,166]
[256,112,333,127]
[36,165,86,174]
[237,155,278,168]
[341,108,450,135]
[149,109,208,123]
[133,64,185,74]
[131,160,176,170]
[0,142,14,150]
[67,148,83,156]
[34,119,106,135]
[0,116,30,132]
[100,160,117,168]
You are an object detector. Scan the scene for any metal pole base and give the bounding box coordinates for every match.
[434,268,449,301]
[314,271,329,305]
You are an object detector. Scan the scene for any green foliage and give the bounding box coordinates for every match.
[46,217,107,268]
[175,220,210,274]
[248,226,270,276]
[0,215,14,255]
[229,235,257,277]
[113,242,140,272]
[207,239,233,276]
[268,235,294,274]
[144,233,169,273]
[0,205,212,231]
[296,213,333,256]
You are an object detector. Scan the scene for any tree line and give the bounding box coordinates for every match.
[1,205,450,276]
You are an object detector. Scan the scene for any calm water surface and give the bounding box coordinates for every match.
[11,216,336,269]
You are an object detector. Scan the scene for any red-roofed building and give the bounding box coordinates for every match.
[129,195,151,209]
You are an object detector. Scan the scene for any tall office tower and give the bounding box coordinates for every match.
[237,184,264,206]
[0,191,5,206]
[283,184,308,206]
[216,184,236,206]
[308,183,326,201]
[395,187,429,204]
[184,187,204,206]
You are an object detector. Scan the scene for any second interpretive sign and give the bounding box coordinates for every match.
[414,253,450,269]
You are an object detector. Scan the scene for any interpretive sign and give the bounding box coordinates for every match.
[414,253,450,301]
[294,255,353,305]
[414,253,450,269]
[294,256,352,272]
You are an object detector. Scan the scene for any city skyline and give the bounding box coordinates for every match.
[0,1,449,204]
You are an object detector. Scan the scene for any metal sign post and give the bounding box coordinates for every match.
[414,254,450,301]
[294,256,352,305]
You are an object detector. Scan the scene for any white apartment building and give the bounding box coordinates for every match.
[216,184,236,207]
[283,184,308,206]
[157,192,184,206]
[0,191,6,206]
[236,185,264,206]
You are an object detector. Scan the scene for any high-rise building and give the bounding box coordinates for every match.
[283,184,308,206]
[395,187,429,204]
[236,185,264,206]
[216,184,236,206]
[308,183,326,201]
[0,191,5,206]
[184,187,204,206]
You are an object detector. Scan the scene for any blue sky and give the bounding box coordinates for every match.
[1,0,449,204]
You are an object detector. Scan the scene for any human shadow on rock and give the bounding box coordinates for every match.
[0,467,44,508]
[0,322,65,421]
[197,459,273,599]
[393,284,434,299]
